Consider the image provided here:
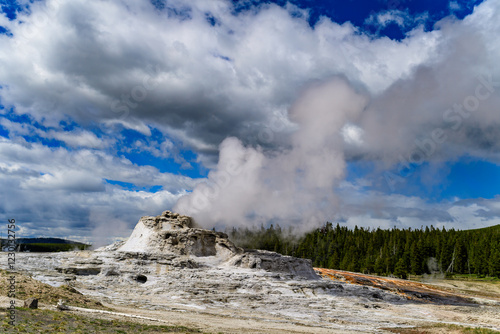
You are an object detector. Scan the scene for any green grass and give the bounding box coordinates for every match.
[409,273,500,282]
[447,274,500,282]
[448,325,499,334]
[2,307,204,333]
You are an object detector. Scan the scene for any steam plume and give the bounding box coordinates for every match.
[174,78,367,230]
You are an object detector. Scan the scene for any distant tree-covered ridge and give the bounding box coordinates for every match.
[1,237,90,252]
[227,223,500,279]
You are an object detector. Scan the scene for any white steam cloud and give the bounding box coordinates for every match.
[174,78,367,230]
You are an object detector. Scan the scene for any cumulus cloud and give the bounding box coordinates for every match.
[313,2,500,177]
[43,129,107,149]
[0,0,439,154]
[128,137,192,168]
[365,9,419,29]
[1,0,500,240]
[0,136,197,242]
[325,178,500,232]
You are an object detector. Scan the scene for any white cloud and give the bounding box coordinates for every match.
[0,0,440,153]
[449,2,462,11]
[1,0,500,238]
[365,10,411,28]
[22,170,105,192]
[0,114,109,149]
[341,123,364,146]
[131,138,174,159]
[0,117,36,137]
[44,129,107,149]
[0,136,199,242]
[337,180,500,231]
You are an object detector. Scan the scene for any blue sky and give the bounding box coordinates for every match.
[1,0,499,244]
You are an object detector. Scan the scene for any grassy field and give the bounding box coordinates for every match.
[384,323,500,334]
[1,307,203,334]
[443,274,500,281]
[410,274,500,301]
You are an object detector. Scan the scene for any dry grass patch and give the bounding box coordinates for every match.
[1,307,203,333]
[0,269,107,310]
[383,324,500,334]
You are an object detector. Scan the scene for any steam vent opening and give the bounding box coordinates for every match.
[135,274,147,284]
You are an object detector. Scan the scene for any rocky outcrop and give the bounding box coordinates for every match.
[24,298,38,309]
[228,250,318,280]
[57,299,70,311]
[115,210,318,279]
[117,211,241,259]
[50,211,318,280]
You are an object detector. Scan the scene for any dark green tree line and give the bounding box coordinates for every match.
[228,223,500,278]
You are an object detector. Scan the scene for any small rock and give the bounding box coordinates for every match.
[24,298,38,309]
[56,299,70,311]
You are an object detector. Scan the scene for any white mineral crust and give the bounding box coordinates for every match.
[2,211,499,333]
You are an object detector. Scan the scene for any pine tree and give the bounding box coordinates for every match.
[227,221,499,278]
[374,255,385,275]
[394,258,408,279]
[488,235,500,278]
[410,241,422,275]
[455,236,468,274]
[328,250,340,269]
